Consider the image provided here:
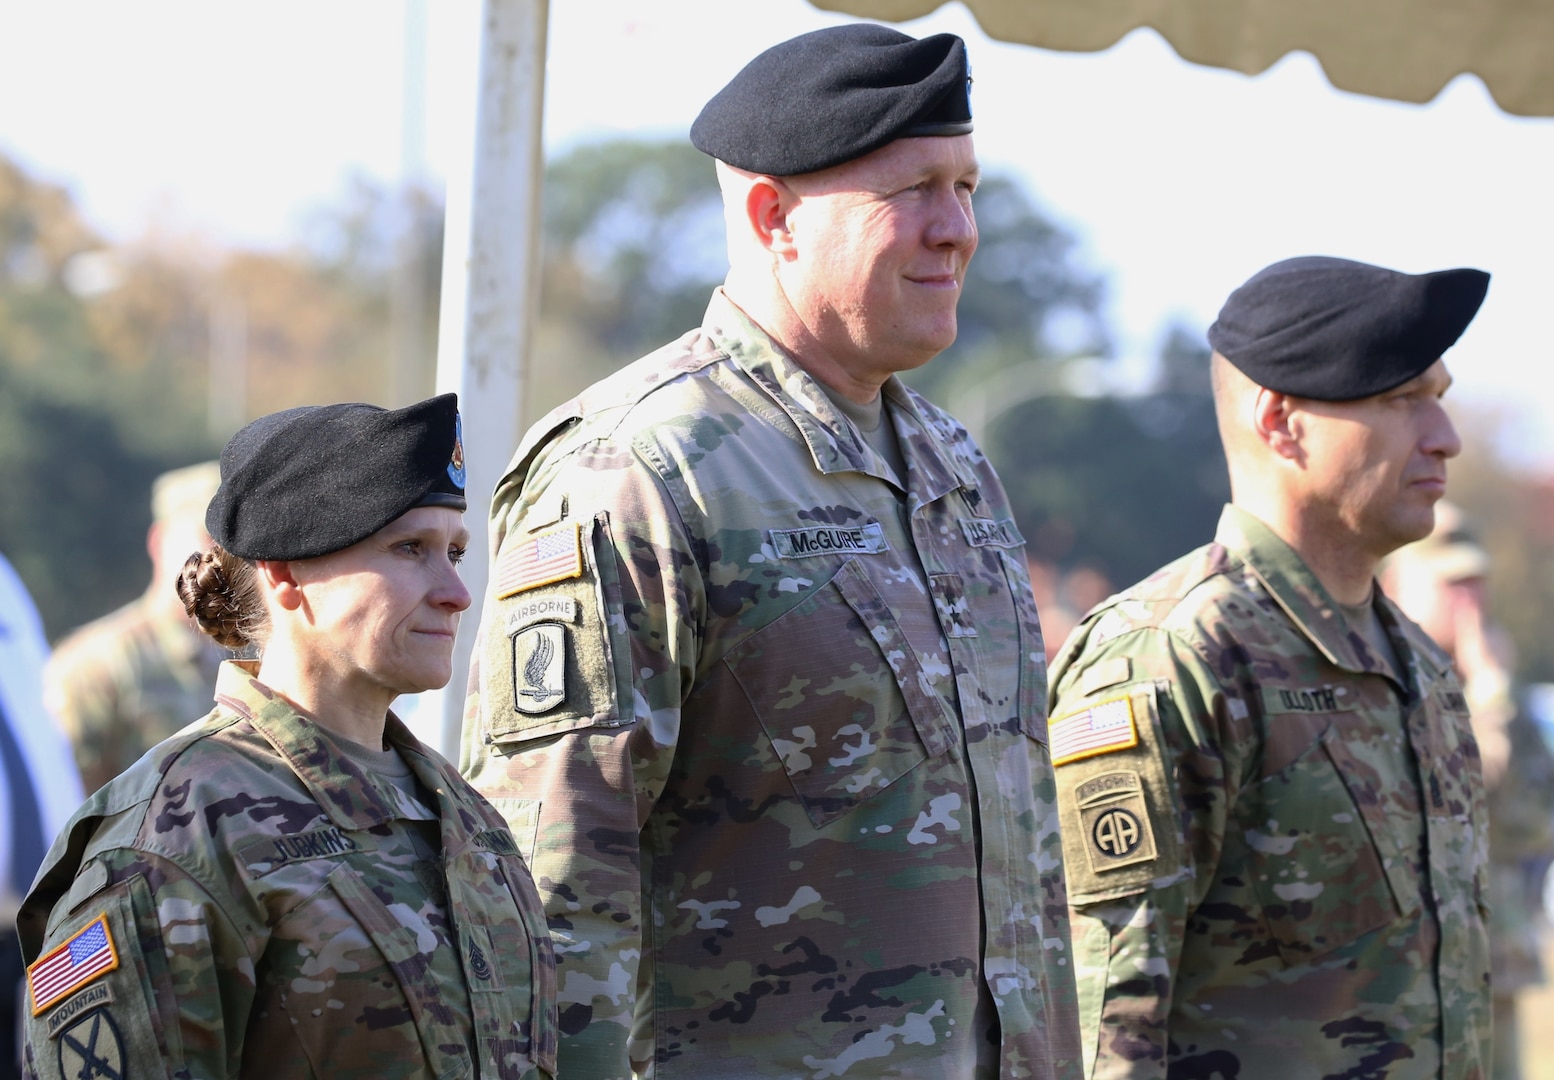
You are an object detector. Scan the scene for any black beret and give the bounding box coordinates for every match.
[207,394,467,561]
[1207,256,1489,401]
[690,24,973,176]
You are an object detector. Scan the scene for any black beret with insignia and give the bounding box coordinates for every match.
[1207,256,1489,401]
[690,23,973,176]
[207,393,467,561]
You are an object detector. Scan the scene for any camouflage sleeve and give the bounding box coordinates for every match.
[22,847,256,1080]
[462,439,702,1078]
[1047,627,1243,1079]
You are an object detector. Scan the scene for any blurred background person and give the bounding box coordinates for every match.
[43,462,226,794]
[1384,501,1554,1080]
[0,552,84,1080]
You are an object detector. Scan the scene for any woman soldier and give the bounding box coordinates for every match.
[16,395,556,1080]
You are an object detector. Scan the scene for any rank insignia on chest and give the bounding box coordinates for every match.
[28,914,119,1015]
[1049,694,1139,766]
[494,522,583,599]
[512,623,566,714]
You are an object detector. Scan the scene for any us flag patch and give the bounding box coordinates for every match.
[28,914,119,1015]
[1049,695,1139,766]
[494,522,583,599]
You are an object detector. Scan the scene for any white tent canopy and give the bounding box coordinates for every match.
[812,0,1554,117]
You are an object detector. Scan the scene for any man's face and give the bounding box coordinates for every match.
[780,134,979,379]
[1293,360,1461,558]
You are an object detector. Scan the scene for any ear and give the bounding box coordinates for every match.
[745,176,797,257]
[256,560,305,612]
[1251,388,1303,463]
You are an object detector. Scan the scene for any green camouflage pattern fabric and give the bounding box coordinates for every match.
[460,289,1081,1078]
[19,660,557,1080]
[1047,505,1491,1079]
[44,593,226,793]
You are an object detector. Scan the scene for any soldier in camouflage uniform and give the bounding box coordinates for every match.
[459,24,1081,1080]
[18,395,557,1080]
[1384,504,1554,1080]
[1047,256,1494,1078]
[44,462,227,794]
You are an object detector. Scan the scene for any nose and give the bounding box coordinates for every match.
[1423,401,1462,460]
[437,559,473,613]
[927,187,977,253]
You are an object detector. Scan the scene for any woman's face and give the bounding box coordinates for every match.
[287,506,472,700]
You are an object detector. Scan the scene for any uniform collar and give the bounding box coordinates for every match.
[212,660,457,832]
[702,289,967,506]
[1215,505,1396,680]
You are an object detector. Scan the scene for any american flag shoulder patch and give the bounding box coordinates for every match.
[28,913,120,1015]
[494,522,584,600]
[1049,694,1140,767]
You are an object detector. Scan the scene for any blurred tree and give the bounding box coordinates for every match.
[0,155,209,636]
[529,139,728,418]
[0,156,440,639]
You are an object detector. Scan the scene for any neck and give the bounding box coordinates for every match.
[1233,495,1379,606]
[254,637,393,748]
[723,281,888,405]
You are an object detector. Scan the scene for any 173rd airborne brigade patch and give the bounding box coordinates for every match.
[494,522,582,716]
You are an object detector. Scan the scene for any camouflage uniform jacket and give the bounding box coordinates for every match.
[1047,505,1491,1079]
[460,290,1081,1079]
[19,661,558,1080]
[44,592,226,793]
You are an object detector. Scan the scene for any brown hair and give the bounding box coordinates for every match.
[176,545,268,649]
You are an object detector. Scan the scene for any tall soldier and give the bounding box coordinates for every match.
[1047,256,1493,1077]
[459,24,1081,1080]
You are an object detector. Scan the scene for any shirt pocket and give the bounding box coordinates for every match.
[447,853,558,1080]
[724,556,955,828]
[290,864,472,1080]
[1245,723,1417,963]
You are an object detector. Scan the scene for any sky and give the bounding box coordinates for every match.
[2,0,1551,464]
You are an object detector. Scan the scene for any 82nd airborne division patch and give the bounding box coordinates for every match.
[1074,770,1158,874]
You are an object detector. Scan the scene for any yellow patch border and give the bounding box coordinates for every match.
[28,912,120,1016]
[494,521,583,600]
[1049,693,1139,767]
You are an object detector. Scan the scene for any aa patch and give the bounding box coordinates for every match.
[512,623,566,714]
[493,523,583,599]
[1074,770,1157,874]
[1049,694,1139,766]
[56,1007,125,1080]
[28,914,119,1015]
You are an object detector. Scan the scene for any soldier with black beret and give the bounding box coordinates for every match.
[461,22,1082,1080]
[1047,257,1494,1077]
[18,395,557,1080]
